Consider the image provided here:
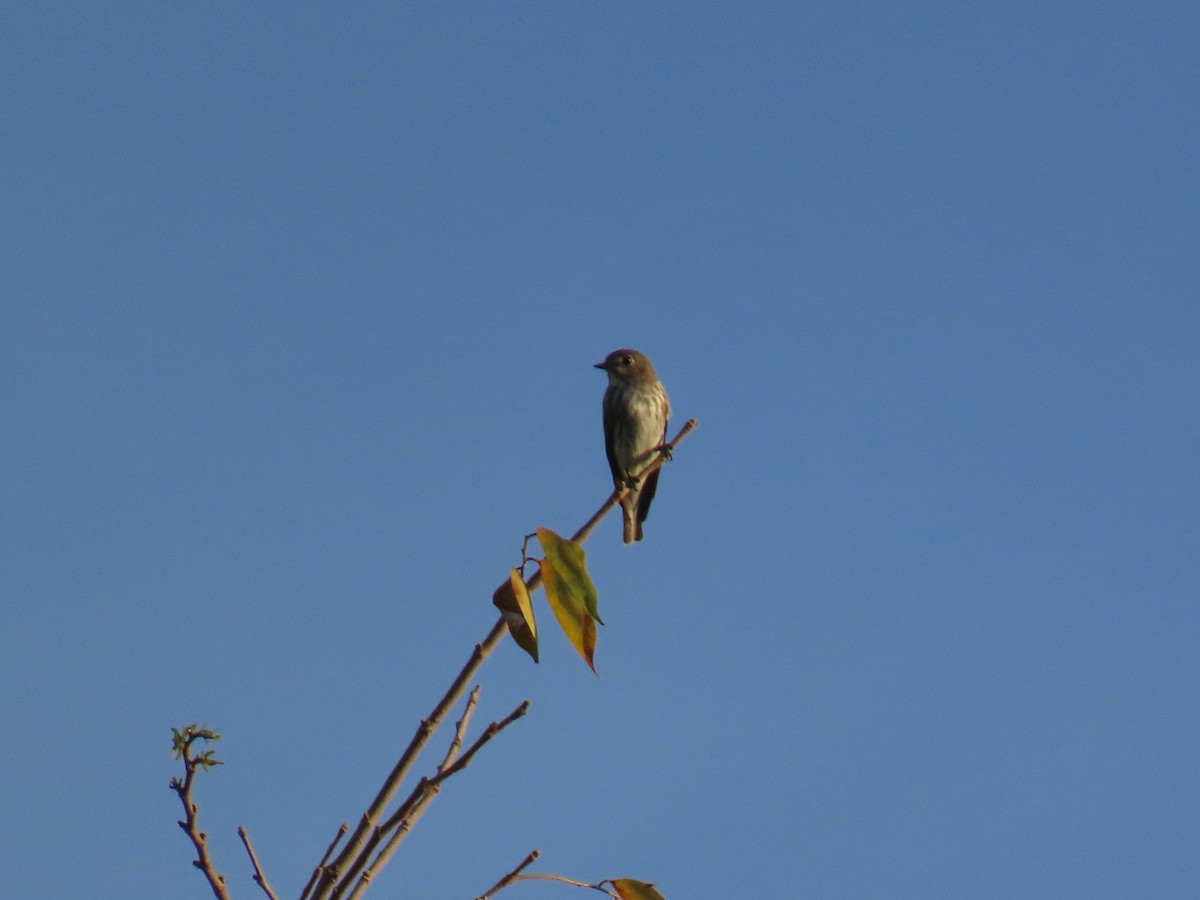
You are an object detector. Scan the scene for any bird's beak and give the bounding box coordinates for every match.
[594,361,608,370]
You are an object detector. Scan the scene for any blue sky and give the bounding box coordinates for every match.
[2,2,1197,898]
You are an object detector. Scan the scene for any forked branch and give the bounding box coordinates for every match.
[238,827,280,900]
[339,700,531,900]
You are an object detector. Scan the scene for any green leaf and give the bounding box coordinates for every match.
[541,558,598,674]
[197,751,224,770]
[492,568,539,662]
[611,879,667,900]
[536,527,602,625]
[170,724,221,758]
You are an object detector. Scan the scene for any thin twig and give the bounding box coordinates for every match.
[238,826,280,900]
[520,532,538,579]
[169,727,230,900]
[440,685,482,772]
[301,823,348,900]
[475,849,541,900]
[513,873,619,897]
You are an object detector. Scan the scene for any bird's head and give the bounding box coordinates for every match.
[594,348,656,383]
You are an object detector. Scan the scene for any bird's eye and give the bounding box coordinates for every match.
[622,355,633,365]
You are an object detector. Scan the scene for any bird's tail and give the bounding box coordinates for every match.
[622,498,641,543]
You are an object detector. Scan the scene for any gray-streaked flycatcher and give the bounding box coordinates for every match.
[595,348,671,543]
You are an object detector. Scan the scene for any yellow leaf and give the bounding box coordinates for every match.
[536,527,602,625]
[611,879,666,900]
[492,568,538,662]
[541,558,598,674]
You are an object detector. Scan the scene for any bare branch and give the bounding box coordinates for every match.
[238,826,279,900]
[475,849,541,900]
[301,823,348,900]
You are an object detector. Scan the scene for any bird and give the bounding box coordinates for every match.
[594,348,671,543]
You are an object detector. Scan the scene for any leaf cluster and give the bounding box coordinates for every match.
[494,527,604,672]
